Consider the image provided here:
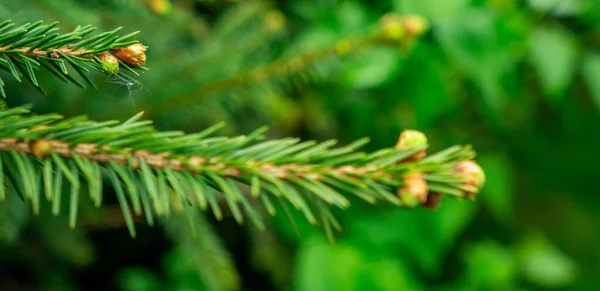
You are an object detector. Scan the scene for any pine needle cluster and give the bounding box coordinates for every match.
[0,20,146,96]
[0,13,484,242]
[0,101,483,241]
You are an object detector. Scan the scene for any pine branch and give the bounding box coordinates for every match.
[0,103,484,241]
[0,20,147,96]
[142,13,429,118]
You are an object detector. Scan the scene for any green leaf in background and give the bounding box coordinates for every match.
[529,26,578,100]
[118,267,160,291]
[287,26,339,54]
[342,47,402,89]
[478,154,514,221]
[249,227,293,288]
[163,249,198,283]
[348,199,476,275]
[436,199,478,246]
[334,1,369,33]
[515,234,577,288]
[402,43,453,128]
[434,8,512,112]
[394,0,470,22]
[581,53,600,109]
[290,0,369,33]
[462,240,517,290]
[527,0,586,16]
[0,197,29,243]
[294,235,421,291]
[38,219,95,266]
[163,211,240,291]
[365,258,420,291]
[295,236,361,291]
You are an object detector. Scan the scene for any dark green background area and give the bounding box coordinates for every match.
[1,0,599,290]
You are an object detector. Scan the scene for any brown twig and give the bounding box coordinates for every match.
[0,46,92,58]
[0,137,391,182]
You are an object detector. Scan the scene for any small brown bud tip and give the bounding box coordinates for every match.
[98,53,119,74]
[401,15,429,37]
[379,13,405,41]
[32,140,52,158]
[397,171,429,207]
[423,192,443,210]
[455,160,485,189]
[111,43,147,67]
[396,129,428,149]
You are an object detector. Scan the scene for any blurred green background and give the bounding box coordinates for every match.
[1,0,599,290]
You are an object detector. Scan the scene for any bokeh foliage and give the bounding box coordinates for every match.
[0,0,598,290]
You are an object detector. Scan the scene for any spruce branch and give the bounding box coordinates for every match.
[0,20,147,96]
[0,103,484,241]
[143,13,429,117]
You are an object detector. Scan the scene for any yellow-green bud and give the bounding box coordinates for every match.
[263,10,286,33]
[32,140,52,158]
[401,15,429,37]
[335,40,353,56]
[396,129,428,148]
[99,53,119,74]
[379,13,406,41]
[149,0,171,15]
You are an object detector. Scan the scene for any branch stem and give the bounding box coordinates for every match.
[0,137,393,183]
[0,46,92,58]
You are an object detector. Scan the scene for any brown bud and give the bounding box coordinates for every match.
[397,171,429,207]
[455,160,485,188]
[423,192,443,210]
[401,15,429,38]
[32,140,52,158]
[111,44,147,66]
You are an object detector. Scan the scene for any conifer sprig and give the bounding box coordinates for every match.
[0,20,147,96]
[145,13,429,117]
[0,103,484,240]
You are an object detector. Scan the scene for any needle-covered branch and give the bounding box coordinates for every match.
[0,103,484,240]
[145,13,429,117]
[0,20,147,96]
